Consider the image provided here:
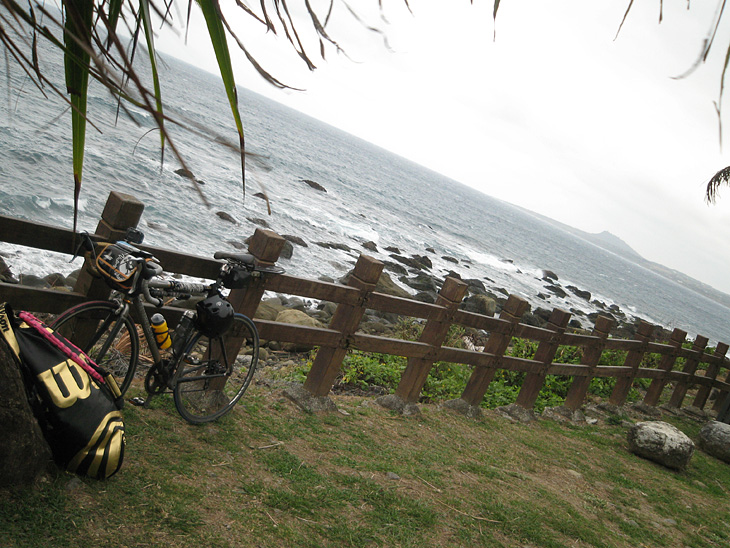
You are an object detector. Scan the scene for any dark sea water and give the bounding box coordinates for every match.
[1,40,728,345]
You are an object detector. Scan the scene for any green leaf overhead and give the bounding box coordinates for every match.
[63,0,93,235]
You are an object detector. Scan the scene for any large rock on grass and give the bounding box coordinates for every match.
[275,309,325,352]
[698,421,730,463]
[627,421,694,470]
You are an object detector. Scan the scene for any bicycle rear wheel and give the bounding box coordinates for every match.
[173,313,259,423]
[52,301,139,395]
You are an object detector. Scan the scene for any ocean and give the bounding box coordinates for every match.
[1,39,728,345]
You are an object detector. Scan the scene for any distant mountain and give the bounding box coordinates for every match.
[515,206,730,310]
[580,230,644,263]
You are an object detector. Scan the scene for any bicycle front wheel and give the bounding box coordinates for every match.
[52,301,139,395]
[173,313,259,423]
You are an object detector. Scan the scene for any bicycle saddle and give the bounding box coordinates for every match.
[213,251,255,266]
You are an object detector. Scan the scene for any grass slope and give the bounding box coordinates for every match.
[2,382,729,548]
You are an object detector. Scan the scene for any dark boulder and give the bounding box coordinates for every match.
[283,234,308,247]
[216,211,237,224]
[567,285,591,301]
[545,284,567,298]
[442,256,459,264]
[362,241,378,252]
[315,242,352,252]
[400,273,439,293]
[247,217,271,228]
[301,179,327,192]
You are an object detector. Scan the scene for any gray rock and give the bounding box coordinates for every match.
[460,294,497,316]
[283,234,308,247]
[43,272,67,288]
[315,241,352,252]
[442,398,483,419]
[496,403,537,423]
[567,285,591,301]
[541,269,559,281]
[400,273,438,293]
[18,274,49,288]
[362,241,378,252]
[543,405,586,423]
[174,167,195,179]
[283,383,338,413]
[627,421,695,470]
[375,394,421,416]
[301,179,327,192]
[544,284,567,298]
[278,240,294,260]
[247,217,271,229]
[698,421,730,463]
[216,211,237,224]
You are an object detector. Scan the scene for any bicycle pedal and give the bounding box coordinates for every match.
[129,396,146,407]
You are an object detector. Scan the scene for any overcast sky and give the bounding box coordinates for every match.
[156,0,730,294]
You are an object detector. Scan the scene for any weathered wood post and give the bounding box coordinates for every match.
[73,191,144,301]
[712,365,730,414]
[227,229,285,319]
[693,342,729,410]
[514,308,571,410]
[643,328,687,407]
[608,320,655,406]
[459,294,529,408]
[303,255,383,397]
[224,229,285,361]
[563,315,613,410]
[394,277,468,403]
[666,335,709,409]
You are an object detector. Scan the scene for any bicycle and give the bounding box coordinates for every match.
[51,230,284,424]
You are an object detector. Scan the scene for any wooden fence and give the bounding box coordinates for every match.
[2,191,730,416]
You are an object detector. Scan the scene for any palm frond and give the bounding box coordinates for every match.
[706,166,730,203]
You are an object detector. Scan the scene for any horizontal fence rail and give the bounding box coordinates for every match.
[1,192,729,416]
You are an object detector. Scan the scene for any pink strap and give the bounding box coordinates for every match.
[18,311,106,385]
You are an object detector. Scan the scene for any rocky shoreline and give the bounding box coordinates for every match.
[1,239,672,348]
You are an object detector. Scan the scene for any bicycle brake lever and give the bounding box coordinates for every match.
[70,231,95,262]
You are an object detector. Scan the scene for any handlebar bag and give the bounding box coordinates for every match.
[0,303,125,479]
[94,243,140,291]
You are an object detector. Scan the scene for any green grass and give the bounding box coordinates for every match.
[2,384,730,548]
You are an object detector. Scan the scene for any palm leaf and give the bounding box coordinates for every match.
[196,0,246,200]
[139,0,166,161]
[63,0,94,236]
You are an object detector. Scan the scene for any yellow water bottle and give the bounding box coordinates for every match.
[151,313,171,350]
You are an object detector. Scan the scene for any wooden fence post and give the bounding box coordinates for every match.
[608,320,655,406]
[693,342,729,410]
[666,335,709,409]
[712,365,730,413]
[643,328,687,407]
[514,308,571,410]
[73,192,144,301]
[226,228,285,319]
[303,255,383,397]
[563,315,613,410]
[459,294,529,407]
[394,277,468,403]
[221,229,285,368]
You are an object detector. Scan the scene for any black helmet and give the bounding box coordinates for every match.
[195,294,234,337]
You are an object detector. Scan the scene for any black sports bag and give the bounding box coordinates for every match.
[0,302,125,479]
